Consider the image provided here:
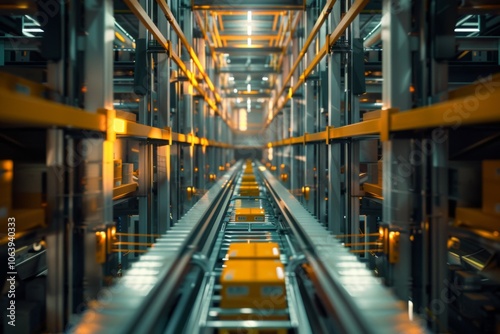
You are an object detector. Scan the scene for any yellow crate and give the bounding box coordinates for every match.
[226,242,280,260]
[226,243,254,259]
[242,174,256,182]
[234,208,265,222]
[239,186,260,196]
[241,181,258,187]
[255,243,280,259]
[221,259,286,310]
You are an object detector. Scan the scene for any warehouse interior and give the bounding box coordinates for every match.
[0,0,500,333]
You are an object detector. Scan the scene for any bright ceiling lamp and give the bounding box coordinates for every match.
[262,76,269,81]
[247,37,251,46]
[454,28,479,32]
[247,84,251,92]
[247,25,252,36]
[248,11,252,22]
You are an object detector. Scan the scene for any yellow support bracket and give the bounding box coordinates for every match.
[325,126,333,144]
[98,108,116,142]
[380,108,398,142]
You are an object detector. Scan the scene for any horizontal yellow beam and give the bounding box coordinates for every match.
[391,83,500,131]
[0,89,106,131]
[113,182,139,200]
[267,76,500,147]
[330,119,380,139]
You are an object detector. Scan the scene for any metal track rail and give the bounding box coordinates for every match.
[185,168,313,334]
[259,164,427,334]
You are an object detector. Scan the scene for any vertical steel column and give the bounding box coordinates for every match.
[327,1,343,234]
[427,2,449,328]
[197,100,207,192]
[138,142,153,250]
[207,110,215,179]
[290,30,300,194]
[46,129,66,333]
[157,143,170,231]
[215,116,222,176]
[429,136,448,332]
[84,0,113,112]
[345,0,361,245]
[155,1,171,232]
[382,0,412,302]
[158,2,171,129]
[169,0,180,223]
[182,2,194,210]
[317,4,328,224]
[304,6,316,213]
[382,140,412,297]
[83,0,114,225]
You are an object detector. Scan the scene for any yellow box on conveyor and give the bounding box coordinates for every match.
[242,174,256,182]
[241,181,258,186]
[239,185,260,196]
[226,242,280,260]
[221,259,286,309]
[234,208,265,222]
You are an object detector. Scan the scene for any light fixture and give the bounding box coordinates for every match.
[262,76,269,81]
[23,28,43,32]
[247,25,252,36]
[247,84,251,92]
[247,38,251,46]
[233,88,238,93]
[229,76,235,81]
[454,28,480,32]
[248,11,252,22]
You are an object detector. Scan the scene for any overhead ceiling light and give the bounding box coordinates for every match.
[454,28,480,32]
[233,88,238,93]
[237,98,242,103]
[247,38,251,46]
[248,11,252,22]
[247,84,251,92]
[229,76,235,81]
[262,76,269,81]
[23,28,43,32]
[247,25,252,36]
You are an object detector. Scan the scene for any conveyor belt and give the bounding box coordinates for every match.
[71,160,426,334]
[259,164,426,334]
[71,163,241,334]
[185,170,312,333]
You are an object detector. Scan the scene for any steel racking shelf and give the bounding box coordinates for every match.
[267,76,500,147]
